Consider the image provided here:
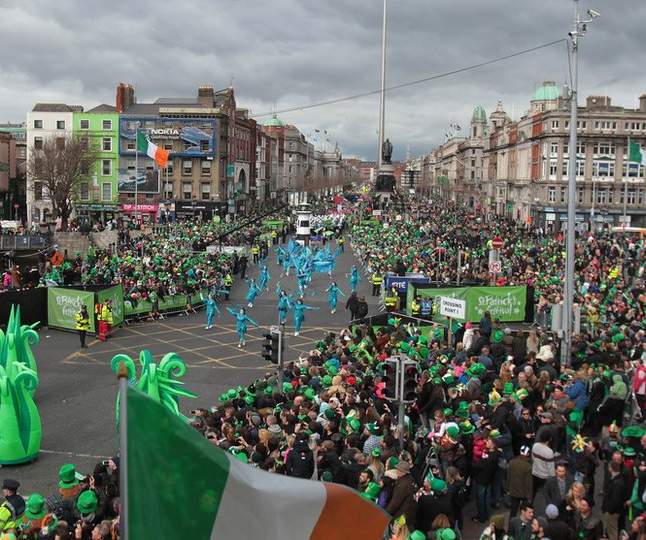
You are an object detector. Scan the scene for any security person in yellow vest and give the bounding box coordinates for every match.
[98,299,114,342]
[223,273,233,300]
[411,296,421,318]
[251,244,260,264]
[370,273,383,296]
[75,304,90,348]
[0,479,25,536]
[384,287,399,312]
[337,237,345,252]
[271,229,278,245]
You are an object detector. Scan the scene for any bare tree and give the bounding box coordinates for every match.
[27,134,99,230]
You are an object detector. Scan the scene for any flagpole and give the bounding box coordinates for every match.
[117,362,129,540]
[135,128,139,228]
[624,137,629,226]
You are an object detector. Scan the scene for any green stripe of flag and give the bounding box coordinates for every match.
[628,139,646,164]
[126,385,230,539]
[136,131,149,155]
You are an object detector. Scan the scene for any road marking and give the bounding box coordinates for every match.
[40,449,110,460]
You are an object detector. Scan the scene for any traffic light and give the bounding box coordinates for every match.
[262,331,279,364]
[401,360,419,403]
[382,357,400,400]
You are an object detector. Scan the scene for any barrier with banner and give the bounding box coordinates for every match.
[96,285,125,326]
[47,288,96,333]
[124,290,207,318]
[406,284,532,323]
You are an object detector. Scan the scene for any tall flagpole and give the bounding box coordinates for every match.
[377,0,387,170]
[117,362,129,540]
[624,137,630,225]
[134,128,139,227]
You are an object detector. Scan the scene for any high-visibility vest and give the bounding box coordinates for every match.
[100,305,113,325]
[224,274,233,286]
[75,312,90,331]
[384,295,397,308]
[371,274,383,285]
[251,246,260,255]
[411,301,421,316]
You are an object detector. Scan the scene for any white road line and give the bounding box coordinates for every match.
[39,449,110,460]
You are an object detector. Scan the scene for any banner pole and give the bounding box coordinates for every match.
[117,362,129,540]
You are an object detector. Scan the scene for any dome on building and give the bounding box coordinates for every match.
[531,81,562,101]
[472,105,487,123]
[263,114,285,127]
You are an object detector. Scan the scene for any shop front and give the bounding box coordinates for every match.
[120,203,159,224]
[74,203,119,227]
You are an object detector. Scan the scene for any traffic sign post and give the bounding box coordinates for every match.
[381,355,418,449]
[492,236,503,250]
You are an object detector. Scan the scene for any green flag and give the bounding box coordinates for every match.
[628,139,646,165]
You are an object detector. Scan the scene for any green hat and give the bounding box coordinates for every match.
[443,408,453,417]
[489,429,501,439]
[371,447,382,458]
[621,425,646,439]
[408,532,426,540]
[400,341,411,353]
[492,330,504,343]
[227,389,239,400]
[282,382,293,393]
[387,456,399,469]
[24,493,47,520]
[324,408,337,421]
[502,382,514,395]
[366,422,380,435]
[234,450,249,463]
[436,528,456,540]
[361,482,381,501]
[622,446,637,457]
[514,388,529,402]
[58,464,80,489]
[263,386,274,396]
[327,366,338,376]
[442,375,455,385]
[348,418,361,432]
[430,478,448,492]
[218,393,228,402]
[76,490,98,516]
[446,426,459,440]
[322,375,333,387]
[244,395,255,406]
[459,420,475,435]
[304,387,317,401]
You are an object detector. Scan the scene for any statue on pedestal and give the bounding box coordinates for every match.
[382,138,393,165]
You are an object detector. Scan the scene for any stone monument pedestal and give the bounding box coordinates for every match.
[375,163,396,196]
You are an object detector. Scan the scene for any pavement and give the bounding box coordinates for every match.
[1,238,380,496]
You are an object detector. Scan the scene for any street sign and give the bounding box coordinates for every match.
[372,209,382,217]
[489,260,502,274]
[491,236,504,249]
[439,297,466,320]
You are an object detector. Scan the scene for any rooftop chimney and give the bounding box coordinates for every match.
[198,85,214,106]
[116,83,136,113]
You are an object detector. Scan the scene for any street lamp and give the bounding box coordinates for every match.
[563,0,599,365]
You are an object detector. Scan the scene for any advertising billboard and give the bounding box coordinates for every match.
[119,116,217,159]
[117,167,160,194]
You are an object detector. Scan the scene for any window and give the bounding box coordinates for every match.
[551,120,559,130]
[596,188,608,204]
[577,187,585,203]
[577,120,587,129]
[625,189,636,205]
[80,161,89,175]
[593,161,615,178]
[560,187,566,203]
[182,181,192,199]
[102,120,112,130]
[623,162,644,178]
[638,189,645,205]
[200,140,209,152]
[562,160,569,178]
[201,182,211,200]
[165,160,173,175]
[576,160,585,176]
[102,182,112,201]
[56,120,65,130]
[80,182,89,201]
[80,119,89,130]
[56,138,65,150]
[33,119,43,129]
[164,181,173,195]
[34,137,43,150]
[34,182,43,200]
[182,159,192,175]
[102,137,112,151]
[594,142,615,155]
[548,186,556,202]
[79,137,89,150]
[562,143,568,156]
[164,143,173,151]
[549,160,558,177]
[576,142,585,155]
[201,160,211,176]
[564,121,570,129]
[594,121,599,129]
[102,159,111,176]
[550,143,558,156]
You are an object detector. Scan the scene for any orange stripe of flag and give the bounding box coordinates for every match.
[309,483,390,540]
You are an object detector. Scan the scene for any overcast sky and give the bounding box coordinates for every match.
[1,0,644,161]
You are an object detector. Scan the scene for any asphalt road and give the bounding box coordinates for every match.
[1,238,380,496]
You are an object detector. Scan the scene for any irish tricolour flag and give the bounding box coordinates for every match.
[136,131,169,168]
[125,385,389,539]
[628,139,646,165]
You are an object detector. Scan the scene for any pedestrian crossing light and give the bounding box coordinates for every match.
[401,360,419,403]
[262,331,279,364]
[382,357,400,400]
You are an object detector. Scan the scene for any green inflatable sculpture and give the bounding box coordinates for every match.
[0,305,41,465]
[111,349,197,422]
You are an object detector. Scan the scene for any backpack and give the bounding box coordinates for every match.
[288,447,314,479]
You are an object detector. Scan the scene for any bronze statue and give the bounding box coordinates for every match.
[382,138,393,164]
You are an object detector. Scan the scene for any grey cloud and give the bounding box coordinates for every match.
[1,0,644,160]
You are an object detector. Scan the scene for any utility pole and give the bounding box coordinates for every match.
[563,1,600,366]
[377,0,387,169]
